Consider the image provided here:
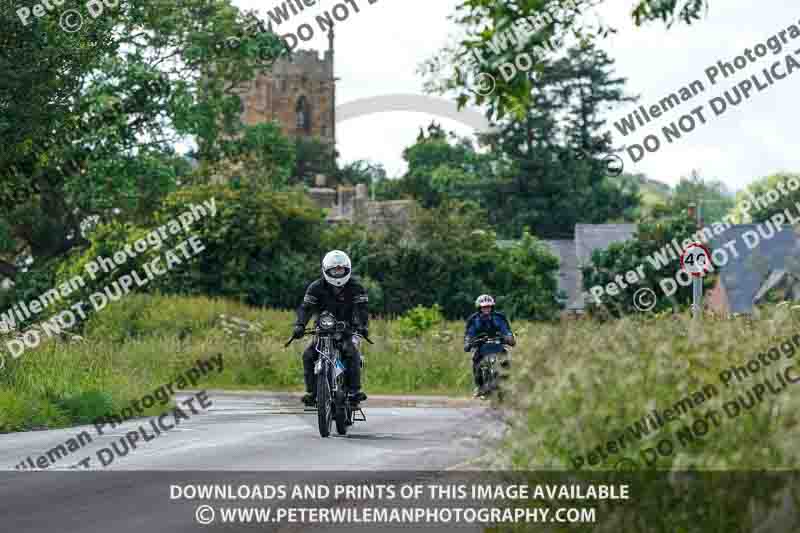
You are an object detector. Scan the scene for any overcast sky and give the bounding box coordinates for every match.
[233,0,800,192]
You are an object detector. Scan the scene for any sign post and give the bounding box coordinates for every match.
[682,206,709,323]
[694,204,703,321]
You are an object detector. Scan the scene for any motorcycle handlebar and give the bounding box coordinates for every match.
[468,335,505,347]
[285,328,374,347]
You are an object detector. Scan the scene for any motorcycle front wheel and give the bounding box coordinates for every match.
[317,367,333,438]
[334,386,348,436]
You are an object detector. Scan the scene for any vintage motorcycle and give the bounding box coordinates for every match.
[285,311,373,437]
[469,334,512,399]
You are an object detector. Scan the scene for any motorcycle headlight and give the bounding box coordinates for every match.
[319,314,336,330]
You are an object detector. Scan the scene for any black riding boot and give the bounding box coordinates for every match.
[345,342,367,402]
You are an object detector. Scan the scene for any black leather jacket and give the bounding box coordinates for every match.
[295,277,369,331]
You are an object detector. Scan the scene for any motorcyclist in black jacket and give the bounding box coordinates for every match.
[293,250,369,407]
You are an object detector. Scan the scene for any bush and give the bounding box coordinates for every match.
[55,390,114,424]
[492,230,561,320]
[20,188,559,333]
[396,304,444,338]
[0,390,69,432]
[359,201,561,320]
[582,216,709,316]
[50,184,327,326]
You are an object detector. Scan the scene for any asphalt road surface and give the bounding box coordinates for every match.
[0,391,502,533]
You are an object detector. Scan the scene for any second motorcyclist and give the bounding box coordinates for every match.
[464,294,515,397]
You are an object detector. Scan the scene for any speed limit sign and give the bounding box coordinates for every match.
[680,242,712,277]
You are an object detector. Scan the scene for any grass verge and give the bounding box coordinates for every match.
[0,294,474,432]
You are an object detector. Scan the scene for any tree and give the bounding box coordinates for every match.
[422,0,710,116]
[0,0,288,282]
[353,200,560,319]
[668,170,735,224]
[51,185,326,317]
[397,122,495,209]
[479,43,640,238]
[202,122,296,190]
[732,173,800,224]
[292,136,337,187]
[335,160,387,187]
[582,216,707,316]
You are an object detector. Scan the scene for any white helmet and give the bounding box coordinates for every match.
[322,250,352,287]
[475,294,495,308]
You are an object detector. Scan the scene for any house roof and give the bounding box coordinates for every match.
[711,224,800,313]
[496,225,638,311]
[575,224,637,266]
[753,269,788,303]
[575,224,637,309]
[543,239,581,310]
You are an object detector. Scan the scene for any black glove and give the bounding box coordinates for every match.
[464,339,472,352]
[292,324,305,339]
[357,326,369,339]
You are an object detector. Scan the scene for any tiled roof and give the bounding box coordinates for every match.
[711,224,800,313]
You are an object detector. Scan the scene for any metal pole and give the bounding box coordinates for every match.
[692,203,702,321]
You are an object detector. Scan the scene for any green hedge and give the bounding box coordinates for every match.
[4,185,560,338]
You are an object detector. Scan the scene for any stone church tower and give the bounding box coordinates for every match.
[238,29,336,145]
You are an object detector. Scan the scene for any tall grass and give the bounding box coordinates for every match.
[497,304,800,470]
[481,306,800,531]
[0,294,474,432]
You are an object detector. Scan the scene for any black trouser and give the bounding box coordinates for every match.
[303,337,362,396]
[472,351,485,388]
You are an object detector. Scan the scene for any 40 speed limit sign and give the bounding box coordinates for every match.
[680,242,712,277]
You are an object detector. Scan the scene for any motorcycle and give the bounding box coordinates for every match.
[285,311,373,437]
[469,334,512,399]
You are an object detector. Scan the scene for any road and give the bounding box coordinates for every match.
[0,391,502,533]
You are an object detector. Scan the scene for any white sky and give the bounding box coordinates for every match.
[233,0,800,191]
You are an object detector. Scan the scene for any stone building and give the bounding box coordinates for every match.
[308,174,415,230]
[233,30,414,229]
[236,29,336,145]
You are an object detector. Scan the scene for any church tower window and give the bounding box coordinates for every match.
[296,95,311,133]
